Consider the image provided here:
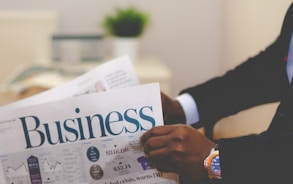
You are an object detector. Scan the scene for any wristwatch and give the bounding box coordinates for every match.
[204,144,222,180]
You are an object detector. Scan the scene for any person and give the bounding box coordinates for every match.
[140,3,293,184]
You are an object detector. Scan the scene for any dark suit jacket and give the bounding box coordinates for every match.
[181,3,293,184]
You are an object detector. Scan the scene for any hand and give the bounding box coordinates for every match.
[161,92,186,125]
[140,124,215,182]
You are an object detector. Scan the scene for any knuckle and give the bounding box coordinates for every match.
[172,134,186,143]
[148,127,159,136]
[145,140,155,149]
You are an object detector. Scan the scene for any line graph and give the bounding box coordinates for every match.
[5,162,28,177]
[44,159,63,172]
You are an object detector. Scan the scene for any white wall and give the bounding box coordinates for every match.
[221,0,292,73]
[0,0,221,97]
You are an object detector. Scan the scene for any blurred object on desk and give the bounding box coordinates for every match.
[0,11,57,87]
[52,34,104,65]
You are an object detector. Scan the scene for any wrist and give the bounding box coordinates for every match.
[173,100,186,123]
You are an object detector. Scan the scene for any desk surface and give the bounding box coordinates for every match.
[11,57,170,89]
[0,57,172,107]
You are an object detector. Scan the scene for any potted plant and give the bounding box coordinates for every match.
[101,6,150,62]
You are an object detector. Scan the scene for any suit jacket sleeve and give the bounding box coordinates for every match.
[180,36,289,126]
[180,3,293,183]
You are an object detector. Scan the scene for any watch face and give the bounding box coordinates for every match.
[211,155,221,175]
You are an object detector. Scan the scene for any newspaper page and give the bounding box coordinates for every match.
[0,56,139,110]
[0,83,178,184]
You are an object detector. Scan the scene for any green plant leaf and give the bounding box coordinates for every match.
[101,6,150,37]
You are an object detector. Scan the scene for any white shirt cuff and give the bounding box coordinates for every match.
[175,93,200,125]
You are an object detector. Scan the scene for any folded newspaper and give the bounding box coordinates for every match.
[0,56,178,184]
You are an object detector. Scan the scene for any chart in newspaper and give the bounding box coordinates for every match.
[0,83,178,184]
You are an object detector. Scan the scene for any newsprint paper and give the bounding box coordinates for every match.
[0,56,179,184]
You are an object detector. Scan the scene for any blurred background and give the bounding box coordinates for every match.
[0,0,292,138]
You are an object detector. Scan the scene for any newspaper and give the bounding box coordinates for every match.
[0,56,178,184]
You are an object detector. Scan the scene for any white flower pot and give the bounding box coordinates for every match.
[113,37,139,62]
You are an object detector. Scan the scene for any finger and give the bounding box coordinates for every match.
[146,148,178,173]
[146,146,169,160]
[154,159,178,173]
[140,125,173,145]
[143,134,170,154]
[155,162,178,173]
